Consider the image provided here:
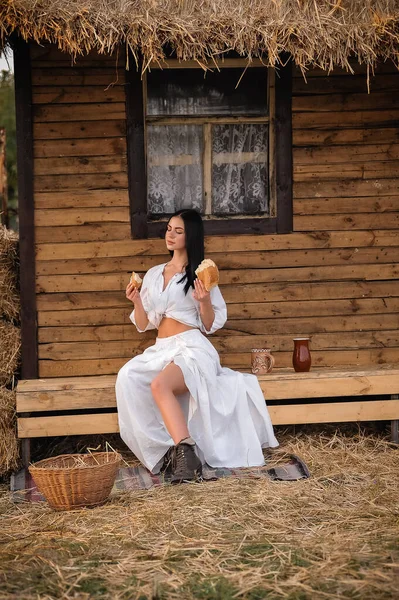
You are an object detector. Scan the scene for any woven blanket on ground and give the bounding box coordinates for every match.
[10,454,310,504]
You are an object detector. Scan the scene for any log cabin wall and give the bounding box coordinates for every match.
[32,43,399,378]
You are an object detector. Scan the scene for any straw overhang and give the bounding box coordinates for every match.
[0,0,398,72]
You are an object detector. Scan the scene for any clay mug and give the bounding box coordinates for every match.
[251,348,275,375]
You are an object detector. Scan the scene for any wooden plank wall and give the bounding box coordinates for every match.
[31,44,399,377]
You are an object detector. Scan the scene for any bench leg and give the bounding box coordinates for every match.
[21,439,31,468]
[391,394,399,444]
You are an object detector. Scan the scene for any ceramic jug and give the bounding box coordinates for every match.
[292,338,311,372]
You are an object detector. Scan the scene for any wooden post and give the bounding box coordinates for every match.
[125,57,148,239]
[13,36,37,467]
[275,54,293,234]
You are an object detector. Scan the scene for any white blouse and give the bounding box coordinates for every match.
[130,263,227,335]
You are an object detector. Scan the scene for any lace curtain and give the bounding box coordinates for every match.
[212,124,268,215]
[147,125,203,215]
[147,123,268,216]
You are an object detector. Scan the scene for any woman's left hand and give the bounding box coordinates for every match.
[193,278,211,303]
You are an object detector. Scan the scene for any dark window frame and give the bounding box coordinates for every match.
[126,57,292,239]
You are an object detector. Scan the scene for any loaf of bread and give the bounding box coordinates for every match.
[195,259,219,291]
[129,271,143,289]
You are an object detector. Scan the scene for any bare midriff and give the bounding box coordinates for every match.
[157,317,197,338]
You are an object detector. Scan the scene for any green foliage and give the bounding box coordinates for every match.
[0,64,17,229]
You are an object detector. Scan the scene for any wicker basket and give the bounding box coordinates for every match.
[28,452,121,511]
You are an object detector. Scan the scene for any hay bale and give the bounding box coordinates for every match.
[0,227,21,476]
[0,225,19,321]
[0,321,20,386]
[0,225,18,264]
[0,387,19,477]
[0,268,20,321]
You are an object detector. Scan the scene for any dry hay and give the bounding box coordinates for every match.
[0,225,19,322]
[0,267,20,322]
[31,433,136,466]
[0,426,398,599]
[0,387,19,478]
[0,226,18,264]
[0,227,20,478]
[1,1,399,74]
[0,321,20,387]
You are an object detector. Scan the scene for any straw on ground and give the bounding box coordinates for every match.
[1,427,398,599]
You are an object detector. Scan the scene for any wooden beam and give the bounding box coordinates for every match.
[148,217,279,237]
[33,230,399,261]
[17,374,116,392]
[17,398,399,437]
[268,68,276,218]
[18,413,119,438]
[17,368,399,405]
[146,116,269,125]
[125,59,147,239]
[259,371,399,399]
[17,387,117,412]
[13,37,38,379]
[149,58,267,70]
[12,37,35,467]
[16,369,399,438]
[269,400,399,425]
[275,55,293,233]
[203,123,212,215]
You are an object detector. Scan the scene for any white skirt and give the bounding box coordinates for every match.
[115,329,278,473]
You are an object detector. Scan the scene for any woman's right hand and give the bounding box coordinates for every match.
[126,282,142,306]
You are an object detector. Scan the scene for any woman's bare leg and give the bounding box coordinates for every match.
[150,363,190,444]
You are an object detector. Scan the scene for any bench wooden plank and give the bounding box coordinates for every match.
[17,368,399,390]
[16,369,399,445]
[17,399,399,437]
[18,413,119,437]
[17,388,117,412]
[258,372,399,399]
[17,374,115,392]
[17,369,399,411]
[270,399,399,425]
[257,368,399,380]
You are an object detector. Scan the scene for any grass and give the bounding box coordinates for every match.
[0,426,398,599]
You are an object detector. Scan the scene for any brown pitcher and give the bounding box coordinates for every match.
[251,348,275,375]
[292,338,311,372]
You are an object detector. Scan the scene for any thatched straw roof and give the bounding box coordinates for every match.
[1,1,399,72]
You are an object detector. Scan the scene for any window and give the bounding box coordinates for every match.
[126,59,292,238]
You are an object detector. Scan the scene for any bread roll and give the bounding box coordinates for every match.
[129,271,142,289]
[195,259,219,291]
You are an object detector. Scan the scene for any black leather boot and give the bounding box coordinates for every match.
[170,442,202,484]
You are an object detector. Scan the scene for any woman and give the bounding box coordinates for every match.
[116,209,278,484]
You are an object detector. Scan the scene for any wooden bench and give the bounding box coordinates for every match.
[17,367,399,466]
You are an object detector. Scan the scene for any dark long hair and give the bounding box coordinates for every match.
[167,209,204,295]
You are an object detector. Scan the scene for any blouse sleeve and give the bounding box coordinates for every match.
[129,270,157,333]
[198,285,227,335]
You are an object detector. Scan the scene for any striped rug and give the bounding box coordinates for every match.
[10,455,310,504]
